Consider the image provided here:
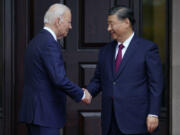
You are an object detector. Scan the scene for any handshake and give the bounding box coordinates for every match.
[81,88,92,104]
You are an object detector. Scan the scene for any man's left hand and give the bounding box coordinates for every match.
[146,115,159,133]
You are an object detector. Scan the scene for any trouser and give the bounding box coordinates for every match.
[27,124,60,135]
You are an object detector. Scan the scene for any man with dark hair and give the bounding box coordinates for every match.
[87,7,163,135]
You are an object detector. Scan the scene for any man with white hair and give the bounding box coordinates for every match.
[19,3,91,135]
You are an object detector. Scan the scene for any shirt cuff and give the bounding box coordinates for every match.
[81,91,86,100]
[148,114,158,118]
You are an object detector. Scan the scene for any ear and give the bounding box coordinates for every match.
[124,18,132,28]
[124,18,130,25]
[55,17,60,27]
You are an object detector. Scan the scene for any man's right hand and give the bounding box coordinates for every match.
[81,88,92,104]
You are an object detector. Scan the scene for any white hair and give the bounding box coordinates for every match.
[44,3,70,24]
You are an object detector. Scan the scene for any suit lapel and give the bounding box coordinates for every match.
[115,35,139,79]
[110,41,118,79]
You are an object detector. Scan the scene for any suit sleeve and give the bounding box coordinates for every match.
[87,50,102,97]
[146,43,163,116]
[41,42,83,102]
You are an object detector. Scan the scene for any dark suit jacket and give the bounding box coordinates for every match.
[19,29,83,128]
[87,35,163,135]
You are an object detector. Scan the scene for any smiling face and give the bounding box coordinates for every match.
[107,14,130,42]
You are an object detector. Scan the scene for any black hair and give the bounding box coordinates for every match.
[109,6,136,26]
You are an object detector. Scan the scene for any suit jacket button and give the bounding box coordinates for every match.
[113,82,116,85]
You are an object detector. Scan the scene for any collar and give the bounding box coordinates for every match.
[117,32,134,48]
[43,26,57,41]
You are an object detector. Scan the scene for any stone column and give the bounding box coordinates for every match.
[171,0,180,135]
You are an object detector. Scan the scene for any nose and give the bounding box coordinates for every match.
[107,25,111,32]
[69,23,72,29]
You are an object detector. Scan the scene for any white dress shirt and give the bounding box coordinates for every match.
[43,26,57,41]
[115,32,134,59]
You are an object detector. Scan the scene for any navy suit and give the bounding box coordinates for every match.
[87,35,163,135]
[19,29,83,130]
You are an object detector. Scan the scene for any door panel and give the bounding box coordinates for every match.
[79,0,112,47]
[79,112,101,135]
